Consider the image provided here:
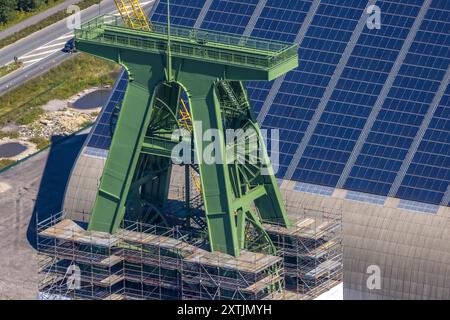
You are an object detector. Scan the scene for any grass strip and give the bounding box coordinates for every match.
[0,159,15,170]
[0,53,119,126]
[0,61,22,78]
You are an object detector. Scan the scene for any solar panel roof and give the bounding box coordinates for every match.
[86,71,128,151]
[87,0,450,207]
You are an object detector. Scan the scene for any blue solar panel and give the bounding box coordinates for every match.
[200,0,259,34]
[396,84,450,204]
[393,1,450,205]
[97,0,450,207]
[86,71,128,151]
[251,0,315,42]
[266,0,368,178]
[247,0,315,129]
[345,0,450,204]
[294,0,423,192]
[152,0,204,27]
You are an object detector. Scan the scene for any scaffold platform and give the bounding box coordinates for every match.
[37,205,342,300]
[37,215,286,300]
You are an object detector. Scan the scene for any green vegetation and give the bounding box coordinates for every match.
[0,159,15,170]
[0,60,22,78]
[80,119,93,127]
[0,0,65,32]
[29,136,49,149]
[0,0,101,50]
[0,0,18,25]
[0,131,19,139]
[0,53,119,126]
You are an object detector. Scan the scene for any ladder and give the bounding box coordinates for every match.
[179,99,202,194]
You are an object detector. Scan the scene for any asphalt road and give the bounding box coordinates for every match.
[0,0,119,67]
[0,0,83,41]
[0,0,120,95]
[0,51,72,94]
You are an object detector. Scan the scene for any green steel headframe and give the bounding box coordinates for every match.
[74,15,298,257]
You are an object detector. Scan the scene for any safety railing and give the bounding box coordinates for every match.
[75,15,298,70]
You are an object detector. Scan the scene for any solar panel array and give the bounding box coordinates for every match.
[152,0,205,26]
[86,71,128,151]
[87,0,450,207]
[260,0,368,180]
[392,1,450,205]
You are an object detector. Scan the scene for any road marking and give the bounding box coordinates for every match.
[56,33,74,41]
[19,32,73,68]
[20,57,50,64]
[39,42,68,50]
[21,49,64,60]
[21,50,61,67]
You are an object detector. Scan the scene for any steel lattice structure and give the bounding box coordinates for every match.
[72,14,298,257]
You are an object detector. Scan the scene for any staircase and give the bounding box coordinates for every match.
[191,215,208,231]
[219,81,248,117]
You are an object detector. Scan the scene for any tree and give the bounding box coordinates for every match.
[0,0,17,24]
[18,0,44,12]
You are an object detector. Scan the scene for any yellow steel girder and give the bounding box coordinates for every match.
[114,0,152,31]
[179,99,202,194]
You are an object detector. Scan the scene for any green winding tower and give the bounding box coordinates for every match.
[74,14,298,257]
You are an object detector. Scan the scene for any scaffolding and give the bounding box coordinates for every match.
[263,197,343,300]
[37,166,342,300]
[37,214,285,300]
[37,210,342,300]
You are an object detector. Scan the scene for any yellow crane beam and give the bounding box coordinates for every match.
[180,99,202,194]
[114,0,152,31]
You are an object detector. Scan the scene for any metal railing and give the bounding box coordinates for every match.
[75,15,298,70]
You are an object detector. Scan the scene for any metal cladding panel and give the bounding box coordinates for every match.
[343,205,450,300]
[63,70,129,222]
[63,154,106,222]
[279,187,450,300]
